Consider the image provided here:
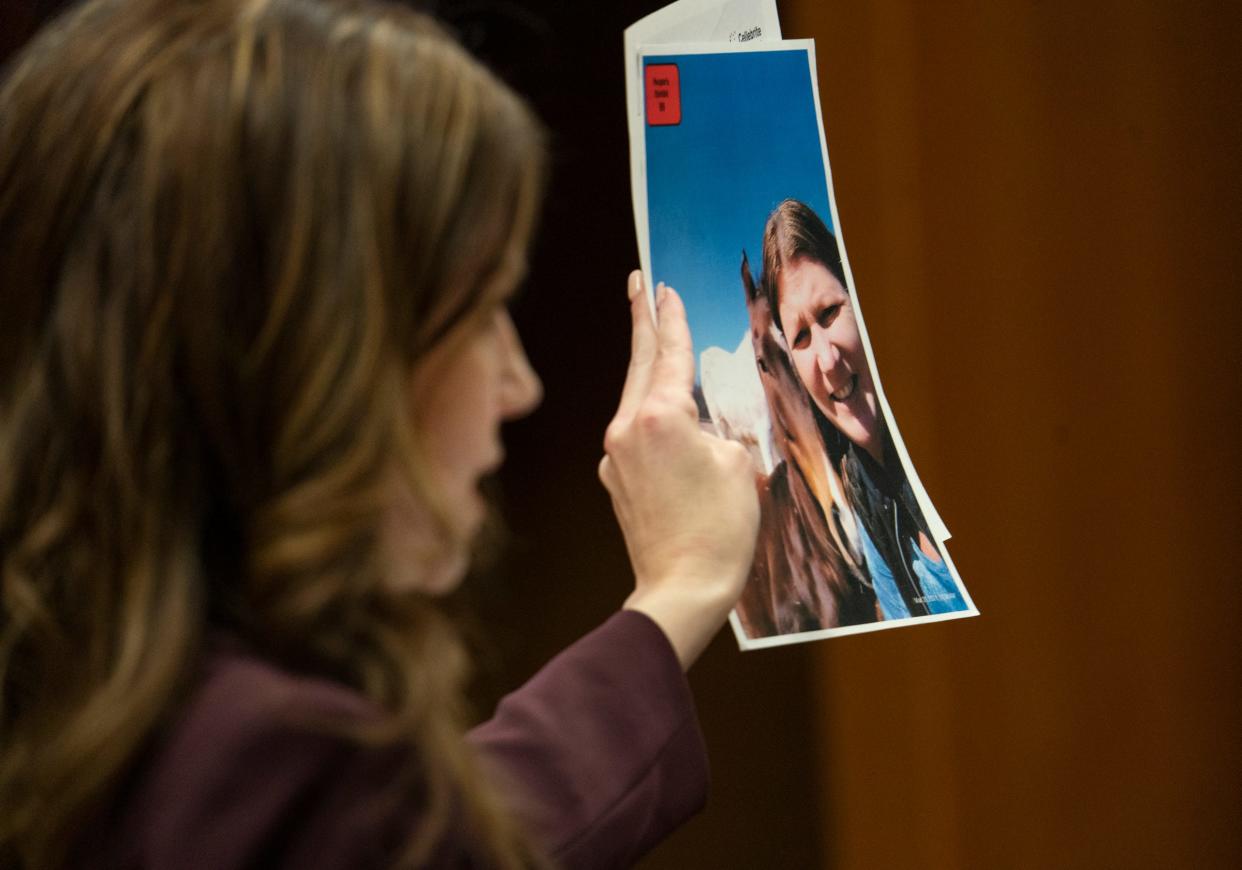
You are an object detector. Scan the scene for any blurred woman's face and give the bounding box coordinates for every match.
[776,256,883,462]
[387,301,543,594]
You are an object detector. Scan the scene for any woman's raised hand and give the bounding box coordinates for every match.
[599,271,760,669]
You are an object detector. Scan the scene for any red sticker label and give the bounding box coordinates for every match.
[645,64,681,126]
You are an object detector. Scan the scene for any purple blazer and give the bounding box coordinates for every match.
[72,611,708,868]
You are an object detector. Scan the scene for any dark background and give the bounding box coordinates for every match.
[4,2,1240,868]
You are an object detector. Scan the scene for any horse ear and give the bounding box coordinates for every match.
[740,250,759,302]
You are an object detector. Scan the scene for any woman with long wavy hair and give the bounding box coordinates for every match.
[0,0,760,867]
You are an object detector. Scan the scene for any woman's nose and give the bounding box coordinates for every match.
[498,312,543,420]
[812,326,840,375]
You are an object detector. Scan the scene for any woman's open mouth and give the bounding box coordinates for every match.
[829,373,858,403]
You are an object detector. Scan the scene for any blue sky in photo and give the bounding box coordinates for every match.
[644,47,834,380]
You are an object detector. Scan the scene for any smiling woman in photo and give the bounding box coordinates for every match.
[761,199,967,620]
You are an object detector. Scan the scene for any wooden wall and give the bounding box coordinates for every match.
[781,1,1242,867]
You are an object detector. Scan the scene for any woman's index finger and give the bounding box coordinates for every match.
[613,271,659,422]
[651,285,696,398]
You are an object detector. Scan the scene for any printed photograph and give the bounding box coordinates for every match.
[638,42,977,646]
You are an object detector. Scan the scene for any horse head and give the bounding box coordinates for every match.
[741,252,836,519]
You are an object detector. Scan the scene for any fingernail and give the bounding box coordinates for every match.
[656,283,668,308]
[628,271,642,300]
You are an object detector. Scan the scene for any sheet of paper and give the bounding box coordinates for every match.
[624,0,782,289]
[625,1,947,547]
[629,37,976,648]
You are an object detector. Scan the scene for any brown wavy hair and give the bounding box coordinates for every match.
[0,0,546,866]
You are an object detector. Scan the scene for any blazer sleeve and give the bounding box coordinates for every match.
[92,612,707,869]
[468,609,710,869]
